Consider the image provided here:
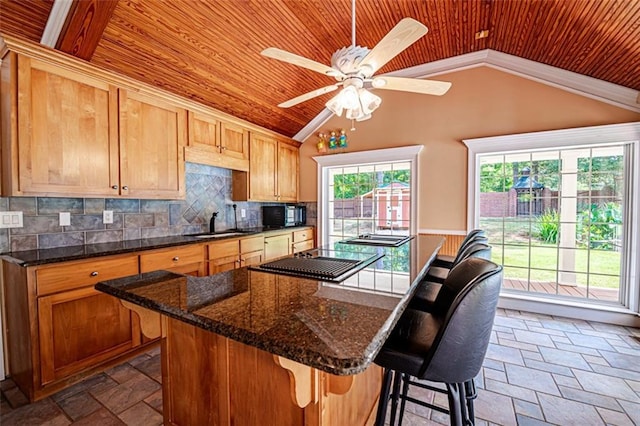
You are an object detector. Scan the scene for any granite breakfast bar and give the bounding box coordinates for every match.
[95,235,444,425]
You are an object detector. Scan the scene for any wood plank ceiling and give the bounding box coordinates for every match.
[1,0,639,138]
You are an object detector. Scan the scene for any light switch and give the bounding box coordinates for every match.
[59,212,71,227]
[241,209,246,218]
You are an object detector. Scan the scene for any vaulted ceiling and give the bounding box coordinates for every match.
[1,0,639,138]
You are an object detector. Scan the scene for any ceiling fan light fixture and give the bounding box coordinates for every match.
[358,88,381,115]
[325,86,381,121]
[325,95,345,117]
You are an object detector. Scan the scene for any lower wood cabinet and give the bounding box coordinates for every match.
[37,287,141,385]
[2,253,151,401]
[207,235,265,274]
[264,232,292,261]
[292,228,315,254]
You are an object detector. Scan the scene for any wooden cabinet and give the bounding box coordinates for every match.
[140,244,205,276]
[277,141,299,202]
[1,253,149,401]
[239,235,265,267]
[292,227,315,253]
[264,232,291,261]
[118,90,186,199]
[38,287,141,385]
[232,133,299,202]
[207,235,265,274]
[2,55,119,197]
[36,256,141,385]
[208,239,241,274]
[1,39,186,199]
[185,111,249,171]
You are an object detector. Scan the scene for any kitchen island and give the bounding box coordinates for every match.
[95,235,443,425]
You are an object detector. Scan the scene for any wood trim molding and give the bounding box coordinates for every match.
[294,49,640,143]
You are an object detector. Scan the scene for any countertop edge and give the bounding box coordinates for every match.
[1,226,312,267]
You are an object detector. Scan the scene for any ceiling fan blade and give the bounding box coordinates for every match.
[278,85,340,108]
[262,47,344,78]
[372,76,451,96]
[358,18,428,76]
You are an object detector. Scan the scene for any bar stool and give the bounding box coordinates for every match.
[374,258,503,426]
[411,242,492,312]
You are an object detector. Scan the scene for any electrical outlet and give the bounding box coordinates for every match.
[0,211,23,228]
[241,209,246,218]
[59,212,71,227]
[103,210,114,224]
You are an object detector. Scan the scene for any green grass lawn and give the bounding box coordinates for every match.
[480,218,621,289]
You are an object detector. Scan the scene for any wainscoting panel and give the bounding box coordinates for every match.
[420,233,466,256]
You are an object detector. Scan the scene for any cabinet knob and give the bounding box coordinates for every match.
[222,146,227,151]
[90,271,99,277]
[172,256,179,262]
[122,186,129,191]
[111,185,118,190]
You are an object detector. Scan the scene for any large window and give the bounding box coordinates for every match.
[465,123,639,315]
[314,146,421,246]
[478,146,625,303]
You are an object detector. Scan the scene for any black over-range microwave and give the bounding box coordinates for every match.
[262,205,306,227]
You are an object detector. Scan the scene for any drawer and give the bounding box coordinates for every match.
[208,239,239,259]
[292,240,314,254]
[36,255,139,296]
[240,235,264,253]
[140,245,205,273]
[293,228,313,243]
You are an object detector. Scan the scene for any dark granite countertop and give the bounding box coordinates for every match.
[0,226,310,267]
[95,235,444,376]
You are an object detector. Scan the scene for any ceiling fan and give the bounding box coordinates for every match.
[261,0,451,121]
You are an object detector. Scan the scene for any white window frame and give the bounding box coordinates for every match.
[464,122,640,324]
[313,145,423,246]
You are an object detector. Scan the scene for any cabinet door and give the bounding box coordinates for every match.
[249,133,277,201]
[264,234,291,261]
[15,57,119,197]
[277,142,299,202]
[208,239,240,274]
[119,90,186,199]
[187,110,219,152]
[240,250,264,267]
[220,122,249,162]
[38,287,141,385]
[209,255,239,274]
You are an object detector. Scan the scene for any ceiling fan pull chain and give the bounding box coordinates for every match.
[351,0,356,47]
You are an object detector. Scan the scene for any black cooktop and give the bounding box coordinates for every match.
[249,248,383,282]
[339,234,413,247]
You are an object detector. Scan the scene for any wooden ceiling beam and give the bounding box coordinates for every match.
[56,0,118,60]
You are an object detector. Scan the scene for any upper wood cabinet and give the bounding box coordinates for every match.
[1,43,186,199]
[2,55,120,197]
[185,111,249,171]
[119,90,186,199]
[232,133,299,202]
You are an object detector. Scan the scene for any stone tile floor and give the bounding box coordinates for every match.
[1,309,639,425]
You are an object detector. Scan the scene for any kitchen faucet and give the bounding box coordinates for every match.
[209,212,218,233]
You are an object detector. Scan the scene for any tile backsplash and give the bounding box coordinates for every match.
[0,163,315,253]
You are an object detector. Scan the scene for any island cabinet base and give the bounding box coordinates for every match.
[161,317,382,426]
